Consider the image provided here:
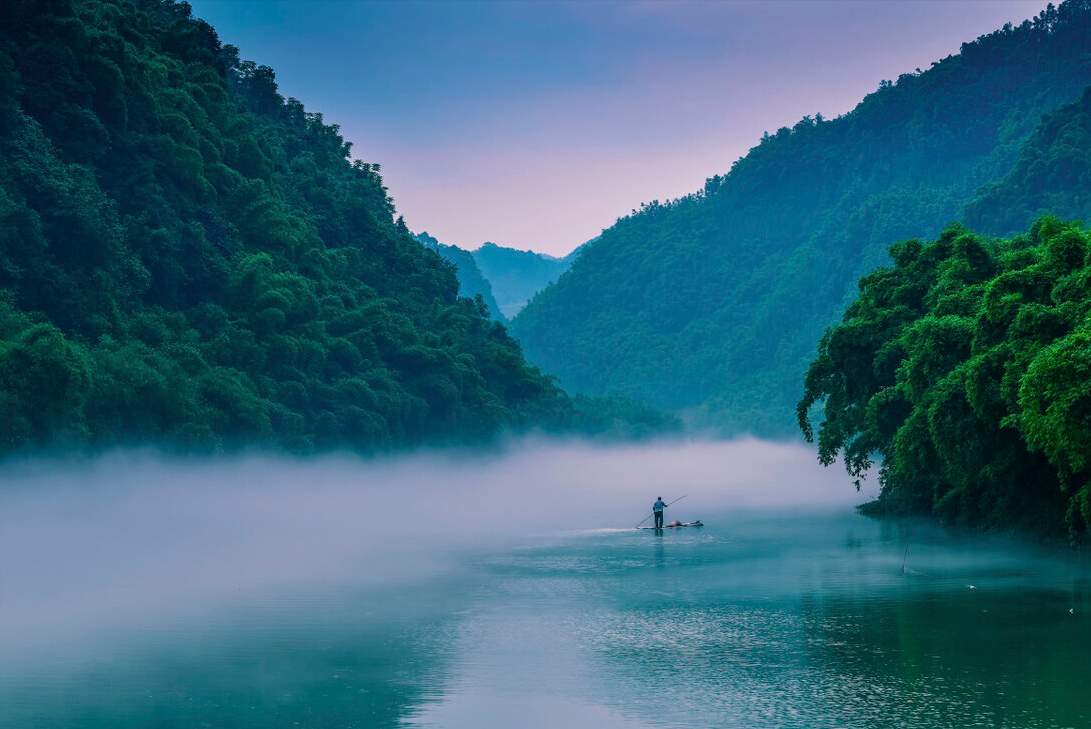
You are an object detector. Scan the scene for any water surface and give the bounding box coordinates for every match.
[1,445,1087,728]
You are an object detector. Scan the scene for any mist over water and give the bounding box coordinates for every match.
[0,440,854,657]
[2,439,1087,729]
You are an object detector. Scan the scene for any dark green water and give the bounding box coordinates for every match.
[1,454,1089,728]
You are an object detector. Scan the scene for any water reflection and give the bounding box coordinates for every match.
[1,583,465,729]
[800,587,1090,729]
[412,511,1090,729]
[653,532,665,570]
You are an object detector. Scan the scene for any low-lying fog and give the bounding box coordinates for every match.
[0,438,864,663]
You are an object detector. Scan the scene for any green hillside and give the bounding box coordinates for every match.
[414,232,505,321]
[0,0,674,454]
[510,1,1091,438]
[799,218,1090,541]
[965,86,1091,234]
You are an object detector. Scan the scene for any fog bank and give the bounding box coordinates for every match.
[0,437,861,661]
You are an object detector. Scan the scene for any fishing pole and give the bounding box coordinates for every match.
[634,494,687,528]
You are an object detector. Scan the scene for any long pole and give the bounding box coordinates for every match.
[635,495,687,528]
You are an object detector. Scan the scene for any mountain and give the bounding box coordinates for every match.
[965,85,1091,234]
[413,232,505,321]
[411,233,589,321]
[473,240,586,319]
[0,0,674,455]
[510,0,1091,438]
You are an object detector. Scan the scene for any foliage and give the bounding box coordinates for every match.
[566,393,684,441]
[511,1,1091,439]
[0,0,675,455]
[798,219,1091,541]
[965,85,1091,235]
[413,232,505,321]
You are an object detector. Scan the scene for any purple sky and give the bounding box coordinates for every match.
[189,0,1049,256]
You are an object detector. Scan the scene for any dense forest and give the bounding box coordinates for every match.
[511,0,1091,438]
[965,86,1091,235]
[413,232,504,321]
[798,219,1090,542]
[0,0,678,455]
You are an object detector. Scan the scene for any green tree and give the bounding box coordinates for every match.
[799,219,1091,541]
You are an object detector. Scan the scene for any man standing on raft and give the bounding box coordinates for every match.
[652,496,666,529]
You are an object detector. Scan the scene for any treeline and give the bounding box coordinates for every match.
[511,0,1091,438]
[0,0,678,456]
[414,232,505,321]
[798,219,1090,541]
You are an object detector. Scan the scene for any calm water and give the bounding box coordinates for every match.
[1,450,1089,729]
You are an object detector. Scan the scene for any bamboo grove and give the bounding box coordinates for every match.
[799,219,1091,541]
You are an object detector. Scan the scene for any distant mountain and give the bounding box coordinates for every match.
[473,241,587,319]
[510,0,1091,438]
[413,232,505,320]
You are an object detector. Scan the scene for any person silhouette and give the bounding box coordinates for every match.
[652,496,666,529]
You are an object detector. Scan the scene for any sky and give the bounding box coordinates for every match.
[189,0,1049,257]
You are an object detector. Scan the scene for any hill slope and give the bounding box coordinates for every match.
[473,241,584,319]
[414,232,505,321]
[510,1,1091,437]
[0,0,589,454]
[965,85,1091,234]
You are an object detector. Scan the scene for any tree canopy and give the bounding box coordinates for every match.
[798,219,1090,542]
[414,232,505,321]
[965,86,1091,235]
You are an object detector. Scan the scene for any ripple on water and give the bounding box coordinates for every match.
[415,514,1090,729]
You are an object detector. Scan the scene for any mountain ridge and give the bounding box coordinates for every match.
[413,231,505,321]
[510,0,1091,437]
[472,240,587,319]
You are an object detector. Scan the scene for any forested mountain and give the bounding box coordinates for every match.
[0,0,677,455]
[510,1,1091,438]
[473,240,585,319]
[413,232,504,321]
[798,218,1090,542]
[965,86,1091,235]
[410,233,588,320]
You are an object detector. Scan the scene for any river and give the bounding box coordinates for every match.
[1,441,1088,728]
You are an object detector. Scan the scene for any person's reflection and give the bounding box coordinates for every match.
[654,531,665,568]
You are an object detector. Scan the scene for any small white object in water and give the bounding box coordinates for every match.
[1071,608,1076,614]
[967,585,976,589]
